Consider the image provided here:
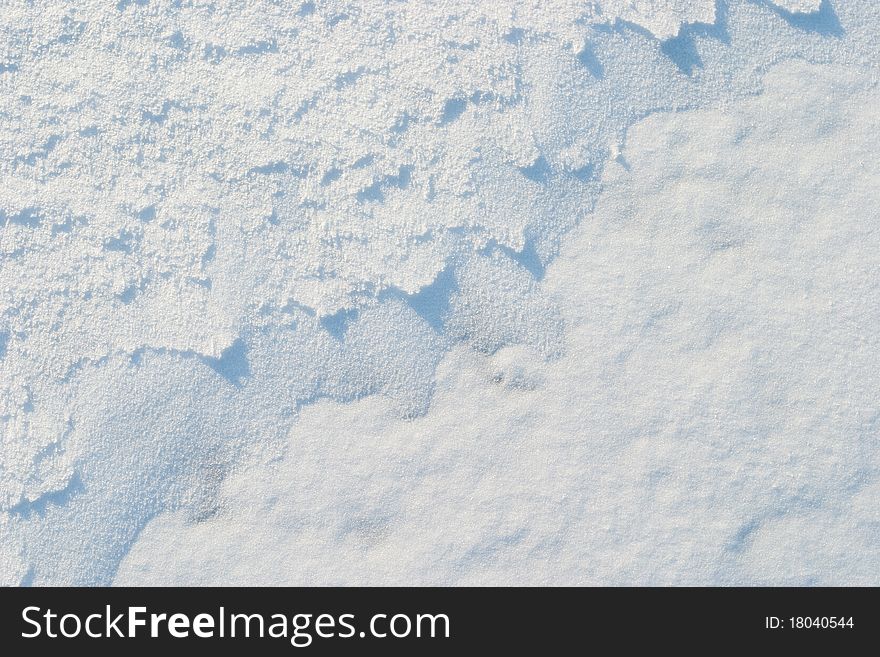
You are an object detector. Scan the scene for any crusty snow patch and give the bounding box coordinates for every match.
[772,1,823,14]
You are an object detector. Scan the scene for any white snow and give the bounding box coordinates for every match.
[598,1,716,40]
[1,0,878,585]
[772,1,823,14]
[115,60,880,585]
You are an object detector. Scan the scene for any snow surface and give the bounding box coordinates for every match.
[1,0,878,585]
[772,1,822,14]
[115,59,880,585]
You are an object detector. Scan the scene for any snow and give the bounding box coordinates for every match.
[1,1,878,585]
[772,1,823,14]
[116,59,880,585]
[602,1,716,39]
